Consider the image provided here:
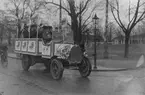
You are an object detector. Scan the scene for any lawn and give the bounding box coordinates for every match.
[86,44,144,61]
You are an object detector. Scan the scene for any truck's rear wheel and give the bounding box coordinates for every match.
[22,55,31,71]
[50,58,64,80]
[78,57,92,77]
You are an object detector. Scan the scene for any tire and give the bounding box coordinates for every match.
[22,55,31,71]
[50,58,64,80]
[78,57,92,77]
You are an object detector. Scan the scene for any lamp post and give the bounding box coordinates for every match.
[92,14,99,69]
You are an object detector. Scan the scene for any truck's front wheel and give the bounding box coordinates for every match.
[22,55,31,71]
[78,57,92,77]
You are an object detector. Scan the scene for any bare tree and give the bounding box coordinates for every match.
[105,22,116,42]
[6,0,28,38]
[0,10,6,43]
[0,10,16,45]
[43,0,100,46]
[26,0,43,24]
[110,0,145,58]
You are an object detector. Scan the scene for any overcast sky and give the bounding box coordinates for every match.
[0,0,142,26]
[0,0,139,11]
[0,0,7,10]
[0,0,139,10]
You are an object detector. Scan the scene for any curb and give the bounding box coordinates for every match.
[70,66,145,72]
[8,55,20,59]
[92,67,128,71]
[70,67,128,72]
[95,66,145,72]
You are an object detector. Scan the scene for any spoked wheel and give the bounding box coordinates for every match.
[22,55,31,71]
[78,57,92,77]
[1,52,8,68]
[50,58,64,80]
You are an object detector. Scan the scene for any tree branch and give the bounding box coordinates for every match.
[110,6,126,32]
[62,0,69,10]
[130,11,145,30]
[45,1,71,15]
[137,13,145,23]
[82,21,91,32]
[128,0,131,22]
[82,6,95,29]
[130,0,140,28]
[115,0,126,32]
[21,0,27,19]
[76,0,91,16]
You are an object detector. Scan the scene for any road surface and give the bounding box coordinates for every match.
[0,57,145,95]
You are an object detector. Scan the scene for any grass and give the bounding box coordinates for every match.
[86,44,145,68]
[86,44,144,60]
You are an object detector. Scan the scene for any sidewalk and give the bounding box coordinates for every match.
[8,53,17,58]
[7,53,145,71]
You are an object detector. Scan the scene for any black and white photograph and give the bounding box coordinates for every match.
[0,0,145,95]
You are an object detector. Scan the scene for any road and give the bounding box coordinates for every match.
[0,58,145,95]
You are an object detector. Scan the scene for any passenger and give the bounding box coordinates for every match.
[42,26,53,45]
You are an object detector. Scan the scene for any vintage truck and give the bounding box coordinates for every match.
[14,25,92,80]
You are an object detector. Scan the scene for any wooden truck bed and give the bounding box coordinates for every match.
[14,38,73,58]
[14,38,42,56]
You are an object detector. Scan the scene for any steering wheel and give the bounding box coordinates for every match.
[42,30,52,45]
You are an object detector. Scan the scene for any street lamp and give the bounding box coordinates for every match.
[92,14,99,69]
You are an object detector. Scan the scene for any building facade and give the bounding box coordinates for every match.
[112,33,145,44]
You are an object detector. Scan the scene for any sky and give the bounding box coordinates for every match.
[0,0,141,26]
[0,0,7,10]
[0,0,139,11]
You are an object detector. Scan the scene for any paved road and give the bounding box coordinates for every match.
[0,58,145,95]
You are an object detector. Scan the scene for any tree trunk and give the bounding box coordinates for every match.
[0,25,4,44]
[68,0,82,45]
[71,16,81,45]
[8,31,11,46]
[124,34,130,58]
[17,24,21,38]
[103,0,109,59]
